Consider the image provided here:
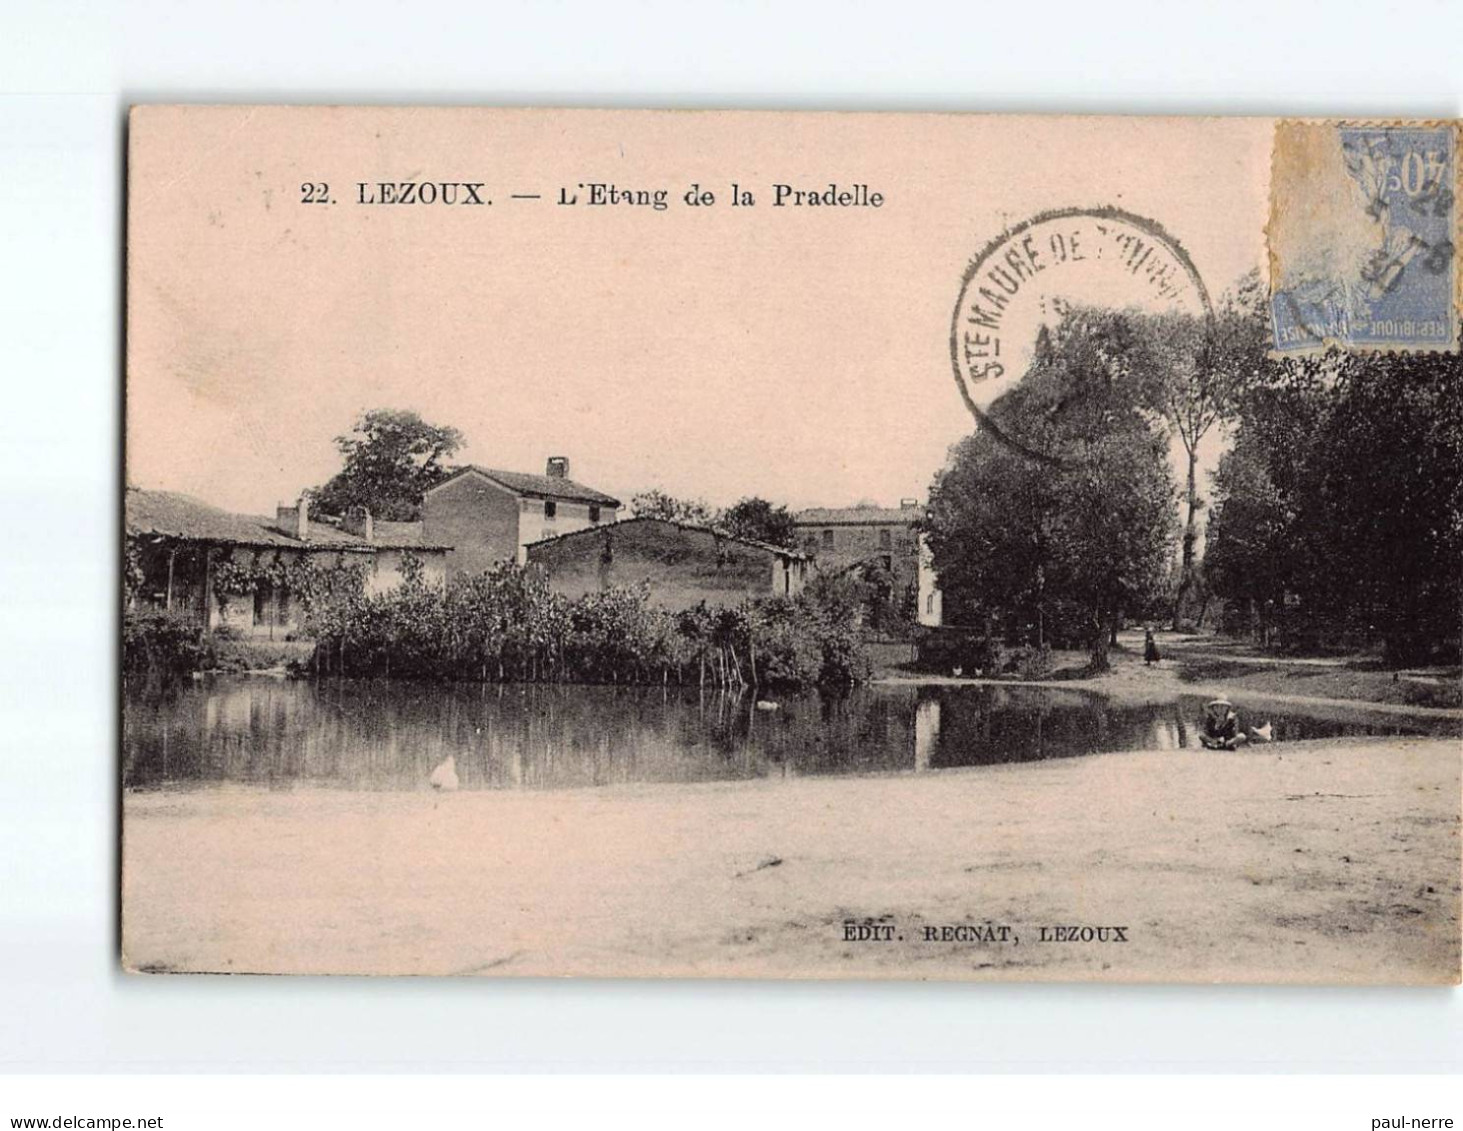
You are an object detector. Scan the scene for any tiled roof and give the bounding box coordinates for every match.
[125,488,340,549]
[125,488,450,552]
[793,506,922,526]
[526,516,810,560]
[428,465,622,507]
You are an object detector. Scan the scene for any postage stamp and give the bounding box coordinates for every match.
[1269,120,1458,354]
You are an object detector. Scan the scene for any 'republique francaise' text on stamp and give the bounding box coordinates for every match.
[1269,120,1459,354]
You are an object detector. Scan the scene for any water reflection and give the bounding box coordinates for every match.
[123,676,1446,793]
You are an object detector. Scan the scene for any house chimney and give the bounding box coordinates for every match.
[546,456,570,480]
[342,504,373,543]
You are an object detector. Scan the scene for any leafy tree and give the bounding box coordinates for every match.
[926,428,1055,636]
[720,496,799,548]
[1203,354,1331,644]
[926,307,1179,670]
[1207,349,1463,663]
[1318,351,1463,663]
[312,409,464,521]
[630,488,716,526]
[1046,417,1178,668]
[1203,439,1293,642]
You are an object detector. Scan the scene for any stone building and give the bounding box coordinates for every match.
[525,517,809,611]
[422,458,622,576]
[793,500,942,627]
[125,487,450,638]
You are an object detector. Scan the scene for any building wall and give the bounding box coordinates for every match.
[131,540,440,639]
[152,545,308,639]
[796,520,921,590]
[423,471,617,573]
[515,497,614,563]
[367,547,450,595]
[422,472,523,576]
[527,521,801,611]
[771,555,809,599]
[916,534,943,627]
[213,545,367,639]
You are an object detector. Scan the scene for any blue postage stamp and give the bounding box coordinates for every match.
[1269,121,1457,353]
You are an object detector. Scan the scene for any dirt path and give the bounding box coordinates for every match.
[878,664,1463,719]
[123,736,1461,983]
[880,631,1463,719]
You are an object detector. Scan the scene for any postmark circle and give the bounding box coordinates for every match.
[950,206,1214,459]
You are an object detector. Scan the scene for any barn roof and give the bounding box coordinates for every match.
[793,505,922,526]
[427,465,622,507]
[124,488,450,551]
[525,515,809,560]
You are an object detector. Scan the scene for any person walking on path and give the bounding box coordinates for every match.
[1144,627,1162,666]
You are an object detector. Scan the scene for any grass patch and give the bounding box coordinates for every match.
[208,637,314,673]
[1177,658,1271,684]
[1181,659,1461,710]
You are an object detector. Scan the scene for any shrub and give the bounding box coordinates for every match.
[207,637,314,673]
[307,563,871,690]
[816,620,874,684]
[123,609,208,675]
[1012,643,1055,680]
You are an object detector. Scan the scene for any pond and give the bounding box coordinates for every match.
[121,676,1457,793]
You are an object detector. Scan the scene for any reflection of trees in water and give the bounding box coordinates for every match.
[124,679,1435,792]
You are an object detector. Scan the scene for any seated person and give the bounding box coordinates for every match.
[1201,698,1243,748]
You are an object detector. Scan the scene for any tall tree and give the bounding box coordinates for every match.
[1140,271,1268,626]
[720,497,799,548]
[1208,349,1463,663]
[925,427,1057,638]
[1317,351,1463,664]
[927,307,1179,669]
[1203,352,1330,644]
[312,408,464,521]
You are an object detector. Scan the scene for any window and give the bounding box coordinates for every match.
[544,500,557,519]
[879,528,892,549]
[821,529,834,548]
[926,593,935,614]
[589,505,600,524]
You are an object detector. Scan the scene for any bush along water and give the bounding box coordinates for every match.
[123,608,211,676]
[308,564,871,691]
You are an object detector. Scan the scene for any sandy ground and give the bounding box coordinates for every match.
[123,735,1461,983]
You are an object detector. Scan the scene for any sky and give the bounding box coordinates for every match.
[127,109,1271,516]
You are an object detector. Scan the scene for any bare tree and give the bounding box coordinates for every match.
[1142,272,1268,627]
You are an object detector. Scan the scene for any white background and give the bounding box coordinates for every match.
[1,0,1460,1077]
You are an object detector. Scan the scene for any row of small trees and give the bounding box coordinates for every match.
[308,562,872,690]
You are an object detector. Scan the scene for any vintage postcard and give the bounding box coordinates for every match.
[123,107,1461,982]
